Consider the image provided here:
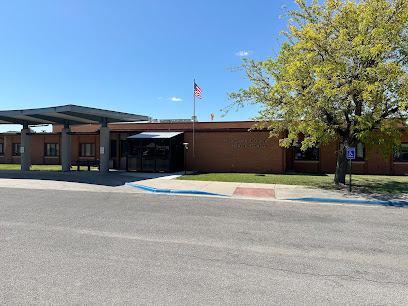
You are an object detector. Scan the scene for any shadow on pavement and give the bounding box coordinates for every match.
[350,181,408,201]
[0,170,151,187]
[364,192,408,202]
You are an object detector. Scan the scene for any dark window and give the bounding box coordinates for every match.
[110,140,117,158]
[340,143,365,161]
[0,143,3,155]
[46,143,59,156]
[80,143,95,157]
[121,140,128,157]
[155,139,170,158]
[128,139,141,157]
[394,143,408,162]
[294,146,319,160]
[13,143,21,156]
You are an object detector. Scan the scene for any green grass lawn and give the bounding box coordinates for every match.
[0,164,98,171]
[177,172,408,194]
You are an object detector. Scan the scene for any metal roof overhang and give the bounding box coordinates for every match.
[0,104,150,126]
[127,132,184,139]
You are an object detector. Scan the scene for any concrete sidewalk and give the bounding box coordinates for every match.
[0,170,407,206]
[123,171,408,205]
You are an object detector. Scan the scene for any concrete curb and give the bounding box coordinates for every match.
[284,197,408,207]
[125,183,230,197]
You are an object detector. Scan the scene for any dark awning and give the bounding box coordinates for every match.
[0,104,150,126]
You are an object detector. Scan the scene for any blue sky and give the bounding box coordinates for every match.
[0,0,298,132]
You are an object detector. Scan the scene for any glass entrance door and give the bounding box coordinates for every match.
[126,136,180,172]
[141,139,155,172]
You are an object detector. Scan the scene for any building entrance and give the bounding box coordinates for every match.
[126,132,184,172]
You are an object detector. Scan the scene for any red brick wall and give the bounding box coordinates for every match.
[292,161,319,173]
[2,122,408,175]
[1,135,22,164]
[71,135,100,163]
[183,131,284,173]
[320,141,338,173]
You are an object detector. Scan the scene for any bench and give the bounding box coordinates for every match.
[76,160,100,171]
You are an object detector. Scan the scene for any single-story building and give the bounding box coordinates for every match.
[1,119,408,175]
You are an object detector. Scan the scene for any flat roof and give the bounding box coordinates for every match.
[0,104,150,125]
[128,132,183,139]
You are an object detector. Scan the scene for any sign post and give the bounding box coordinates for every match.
[346,147,356,192]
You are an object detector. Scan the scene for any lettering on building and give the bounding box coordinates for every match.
[224,138,267,149]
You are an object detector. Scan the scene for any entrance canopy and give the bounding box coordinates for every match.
[0,104,150,173]
[127,132,183,139]
[127,132,184,172]
[0,104,149,126]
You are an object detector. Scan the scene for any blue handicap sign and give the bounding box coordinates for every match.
[347,147,356,159]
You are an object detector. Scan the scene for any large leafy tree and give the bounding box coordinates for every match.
[227,0,408,184]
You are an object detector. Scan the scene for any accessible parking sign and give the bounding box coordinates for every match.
[347,147,355,159]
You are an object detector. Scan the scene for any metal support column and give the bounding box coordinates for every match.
[99,118,110,173]
[61,121,71,172]
[20,122,30,171]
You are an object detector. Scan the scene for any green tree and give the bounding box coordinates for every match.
[226,0,408,184]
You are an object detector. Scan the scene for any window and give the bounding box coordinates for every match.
[110,140,117,158]
[0,143,3,155]
[340,143,365,161]
[394,143,408,162]
[80,143,95,157]
[127,139,140,157]
[46,143,59,156]
[13,143,21,156]
[121,140,128,157]
[294,146,319,160]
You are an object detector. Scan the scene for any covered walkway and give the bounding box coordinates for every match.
[0,105,149,172]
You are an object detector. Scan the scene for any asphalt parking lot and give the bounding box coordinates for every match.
[0,180,407,305]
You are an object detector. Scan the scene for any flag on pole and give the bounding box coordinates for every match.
[194,83,202,99]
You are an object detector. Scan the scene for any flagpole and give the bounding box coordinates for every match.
[193,79,196,172]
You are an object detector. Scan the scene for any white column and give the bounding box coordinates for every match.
[61,128,71,172]
[20,127,31,171]
[99,126,110,173]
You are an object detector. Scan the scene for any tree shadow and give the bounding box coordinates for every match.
[352,180,408,201]
[313,177,408,202]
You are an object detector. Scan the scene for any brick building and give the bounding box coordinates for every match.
[1,121,407,175]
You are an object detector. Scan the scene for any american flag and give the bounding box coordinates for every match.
[194,83,202,99]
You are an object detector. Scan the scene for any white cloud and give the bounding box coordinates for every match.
[235,50,251,57]
[170,97,183,102]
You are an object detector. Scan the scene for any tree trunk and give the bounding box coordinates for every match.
[334,146,348,184]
